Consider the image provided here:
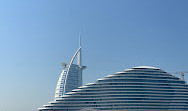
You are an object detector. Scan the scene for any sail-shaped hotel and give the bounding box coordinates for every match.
[55,38,86,98]
[38,40,188,111]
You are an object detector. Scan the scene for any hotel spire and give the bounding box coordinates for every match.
[77,35,81,67]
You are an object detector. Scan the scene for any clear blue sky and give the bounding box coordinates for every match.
[0,0,188,111]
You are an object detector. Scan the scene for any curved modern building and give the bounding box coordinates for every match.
[55,38,86,98]
[39,66,188,111]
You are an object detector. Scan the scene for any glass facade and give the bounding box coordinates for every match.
[39,66,188,111]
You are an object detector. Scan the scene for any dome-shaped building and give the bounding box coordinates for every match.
[38,66,188,111]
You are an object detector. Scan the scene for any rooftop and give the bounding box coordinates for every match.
[132,66,160,69]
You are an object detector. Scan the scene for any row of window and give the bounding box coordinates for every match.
[97,79,185,84]
[58,98,188,101]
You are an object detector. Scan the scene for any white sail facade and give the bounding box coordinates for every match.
[55,38,86,98]
[55,64,85,98]
[39,66,188,111]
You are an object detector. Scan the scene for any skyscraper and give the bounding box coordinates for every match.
[55,37,86,98]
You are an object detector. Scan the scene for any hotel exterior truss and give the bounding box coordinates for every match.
[39,66,188,111]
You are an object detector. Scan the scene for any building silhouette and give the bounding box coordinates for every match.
[39,66,188,111]
[55,37,86,98]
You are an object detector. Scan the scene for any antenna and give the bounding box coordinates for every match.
[79,33,81,48]
[77,34,82,66]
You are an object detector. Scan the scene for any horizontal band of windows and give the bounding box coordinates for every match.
[97,79,185,84]
[85,82,187,88]
[65,91,188,96]
[41,105,188,110]
[71,88,188,93]
[57,98,188,101]
[78,85,188,90]
[62,95,188,99]
[52,101,188,105]
[106,75,179,80]
[46,104,188,108]
[76,87,188,92]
